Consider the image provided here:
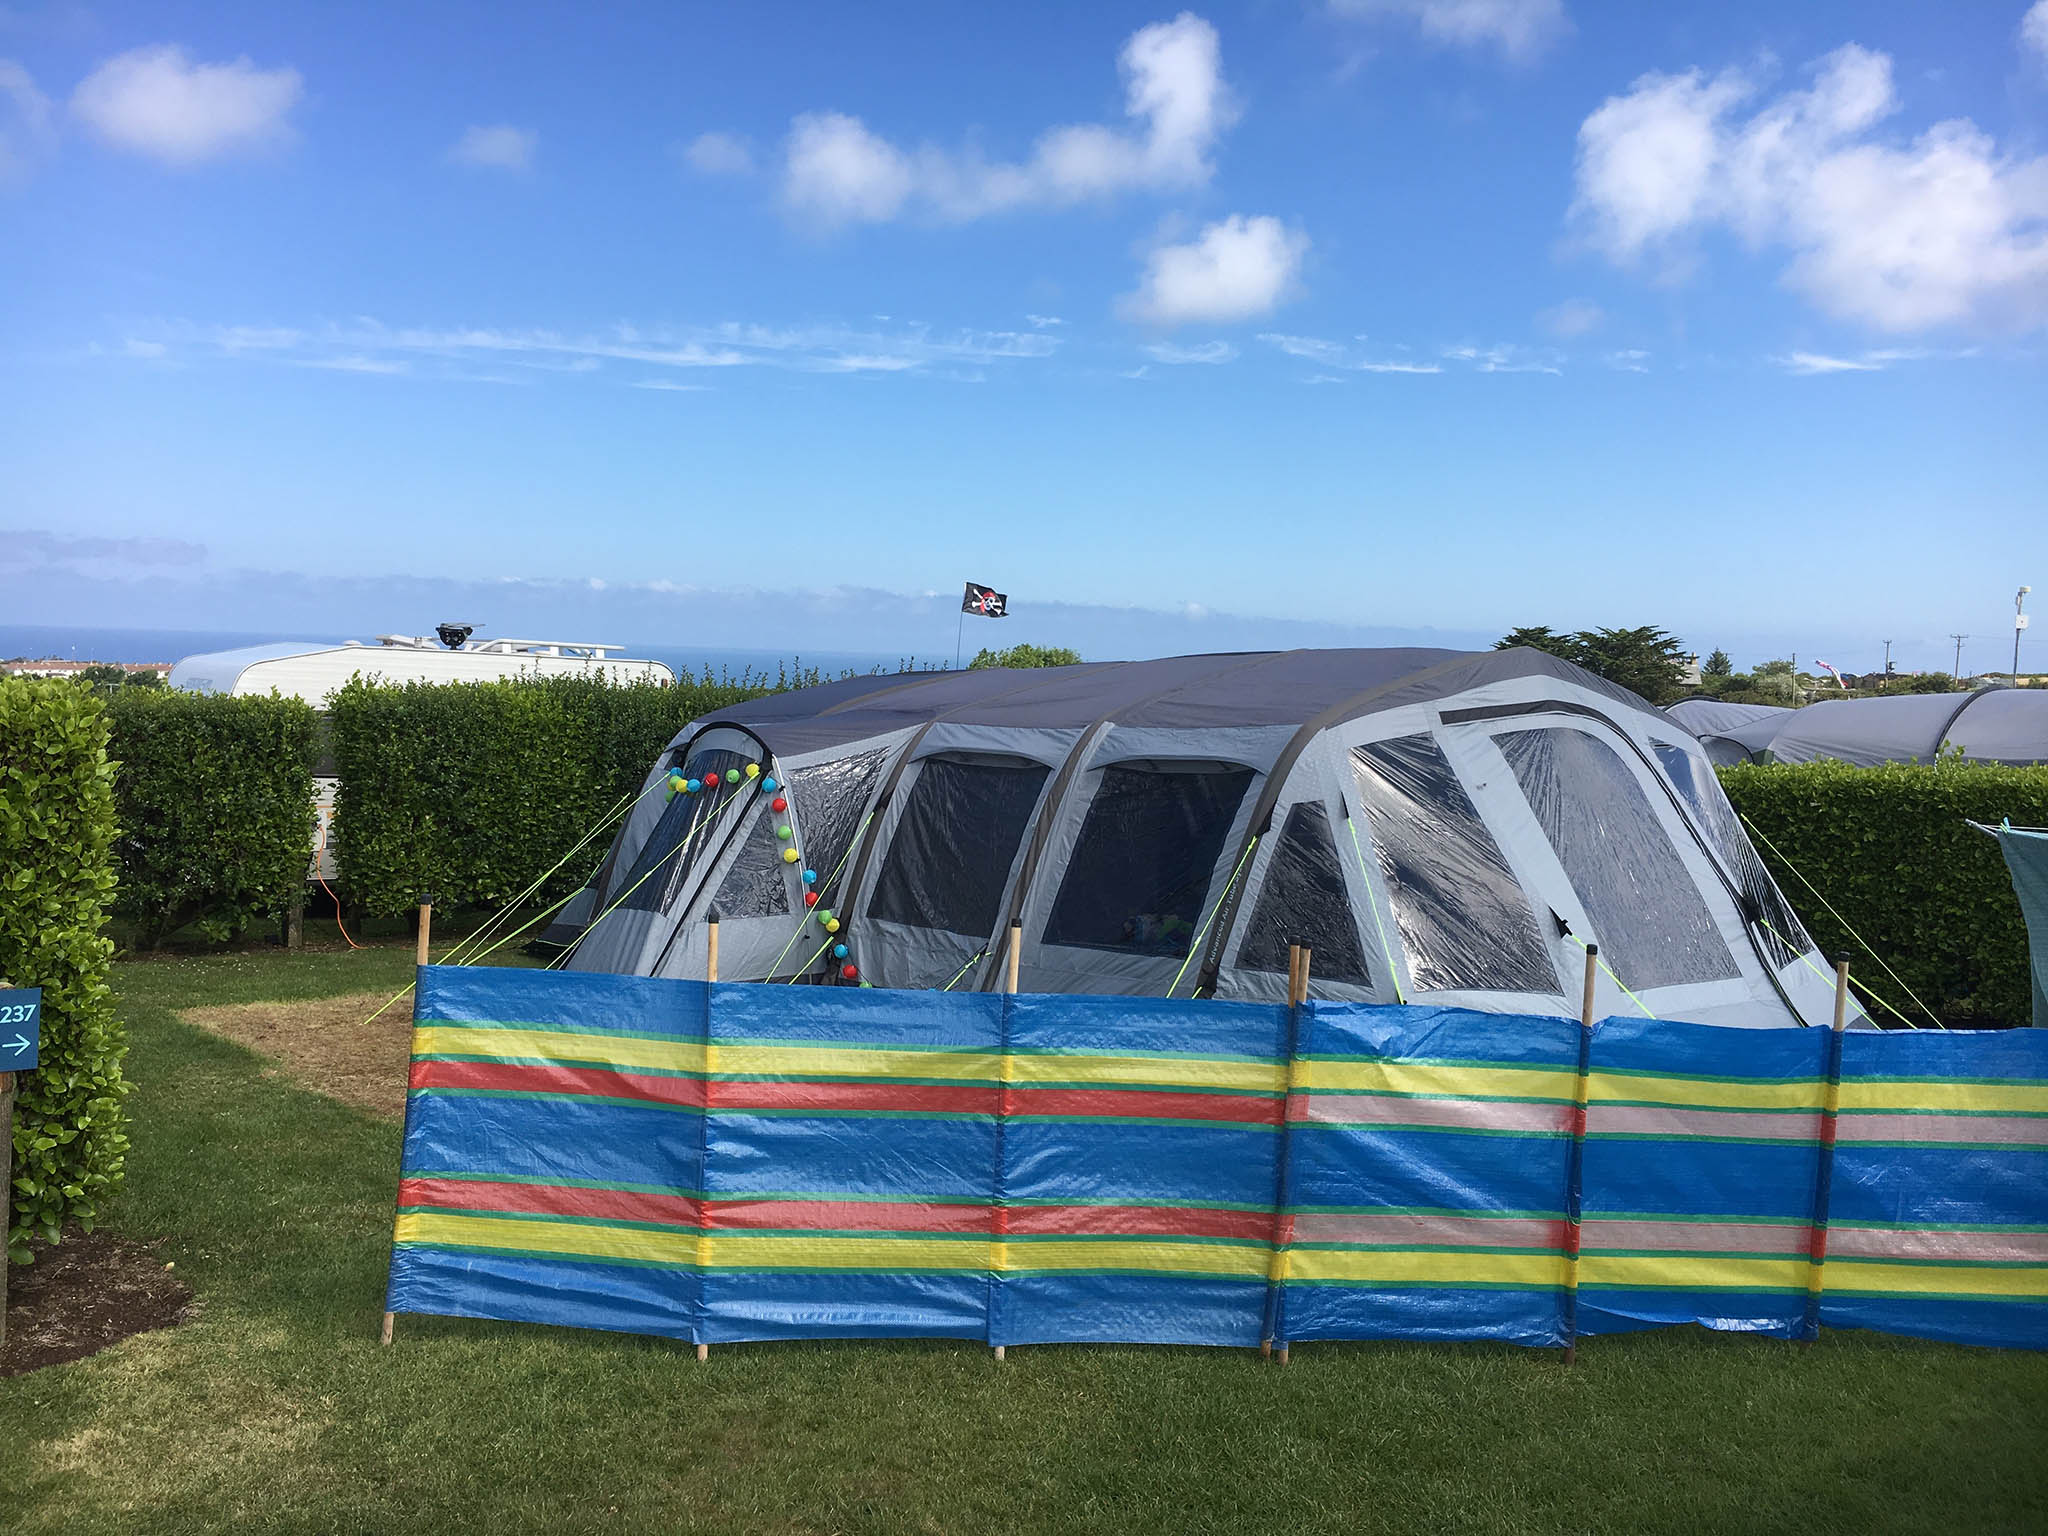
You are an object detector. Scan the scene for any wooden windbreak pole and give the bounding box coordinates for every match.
[415,901,432,967]
[1267,941,1309,1367]
[698,913,721,1362]
[1802,957,1853,1344]
[995,919,1021,1361]
[1562,943,1598,1367]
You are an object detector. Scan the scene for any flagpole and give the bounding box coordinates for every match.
[955,607,965,670]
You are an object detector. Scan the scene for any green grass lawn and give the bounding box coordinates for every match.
[2,947,2045,1535]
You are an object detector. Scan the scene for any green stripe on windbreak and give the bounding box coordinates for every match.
[420,1017,708,1045]
[409,1087,704,1113]
[1278,1277,1563,1293]
[1010,1080,1281,1099]
[1281,1203,1563,1219]
[395,1239,690,1273]
[1574,1281,1807,1296]
[1840,1075,2048,1089]
[1298,1122,1569,1140]
[1286,1241,1563,1257]
[1834,1139,2048,1153]
[1836,1106,2048,1119]
[1582,1131,1815,1148]
[406,1169,705,1198]
[1812,1287,2046,1304]
[418,1053,708,1080]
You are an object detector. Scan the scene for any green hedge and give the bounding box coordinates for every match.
[328,674,770,918]
[1720,759,2048,1027]
[105,691,320,948]
[0,678,126,1262]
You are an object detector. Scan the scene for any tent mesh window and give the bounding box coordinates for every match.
[1350,735,1557,994]
[786,748,890,904]
[621,747,749,913]
[1498,727,1741,990]
[1043,764,1254,958]
[1652,742,1810,967]
[1236,800,1371,986]
[709,805,792,919]
[870,756,1050,939]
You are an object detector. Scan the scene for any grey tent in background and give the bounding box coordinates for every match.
[1667,687,2048,767]
[1984,824,2048,1029]
[556,647,1862,1033]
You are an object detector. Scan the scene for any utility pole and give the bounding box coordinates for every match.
[1951,634,1969,680]
[2017,587,2032,686]
[1882,639,1893,691]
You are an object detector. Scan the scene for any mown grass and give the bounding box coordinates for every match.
[1,946,2044,1534]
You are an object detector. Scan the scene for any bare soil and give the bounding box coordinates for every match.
[1,1229,194,1377]
[181,990,415,1118]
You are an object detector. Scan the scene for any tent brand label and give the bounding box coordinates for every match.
[0,988,40,1069]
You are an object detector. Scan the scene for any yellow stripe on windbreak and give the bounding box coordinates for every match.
[703,1233,992,1271]
[1836,1079,2048,1116]
[1586,1071,1823,1113]
[1285,1247,1563,1288]
[993,1239,1269,1279]
[1295,1060,1571,1102]
[412,1026,708,1075]
[710,1043,1000,1084]
[1003,1052,1285,1094]
[1821,1258,2048,1299]
[1578,1252,1806,1294]
[394,1209,696,1266]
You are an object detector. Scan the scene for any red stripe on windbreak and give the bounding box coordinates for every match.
[1003,1204,1273,1241]
[399,1176,703,1228]
[710,1081,998,1117]
[1005,1087,1281,1126]
[710,1199,993,1234]
[410,1058,708,1108]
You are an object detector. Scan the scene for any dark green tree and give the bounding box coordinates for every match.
[969,643,1083,670]
[1703,648,1733,679]
[1494,626,1584,665]
[1496,625,1690,704]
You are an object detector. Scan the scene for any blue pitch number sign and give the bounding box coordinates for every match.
[0,988,40,1070]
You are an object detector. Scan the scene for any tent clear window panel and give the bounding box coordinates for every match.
[1350,735,1557,994]
[785,748,889,905]
[1498,727,1740,989]
[620,748,748,913]
[869,757,1050,938]
[1043,765,1254,957]
[1651,742,1809,967]
[1237,801,1372,986]
[710,806,791,919]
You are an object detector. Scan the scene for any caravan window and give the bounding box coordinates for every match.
[1043,764,1254,957]
[869,756,1050,938]
[1499,727,1740,989]
[620,748,749,913]
[1652,742,1810,967]
[1351,735,1557,994]
[1237,801,1371,986]
[710,806,792,919]
[785,748,889,906]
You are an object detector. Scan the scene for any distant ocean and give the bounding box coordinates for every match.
[0,625,932,681]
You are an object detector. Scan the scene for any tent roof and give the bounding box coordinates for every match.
[700,647,1664,756]
[1666,687,2047,766]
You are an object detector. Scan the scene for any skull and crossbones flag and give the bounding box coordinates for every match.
[961,582,1008,618]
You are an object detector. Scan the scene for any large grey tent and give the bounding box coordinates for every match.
[558,647,1860,1030]
[1668,687,2048,768]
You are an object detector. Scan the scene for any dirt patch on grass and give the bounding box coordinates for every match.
[1,1229,194,1376]
[181,990,414,1118]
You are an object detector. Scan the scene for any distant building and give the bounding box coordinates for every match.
[1,658,171,679]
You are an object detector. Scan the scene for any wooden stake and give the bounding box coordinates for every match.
[706,915,720,984]
[1562,943,1597,1367]
[1264,944,1309,1366]
[696,1343,708,1361]
[997,920,1021,1361]
[1802,957,1853,1344]
[415,902,432,967]
[379,1309,394,1346]
[1005,918,1022,995]
[699,913,721,1359]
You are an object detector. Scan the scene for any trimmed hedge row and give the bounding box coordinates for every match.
[105,690,320,948]
[1720,758,2048,1027]
[0,678,126,1261]
[328,674,770,917]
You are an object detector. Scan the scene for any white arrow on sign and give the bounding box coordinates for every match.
[3,1034,28,1057]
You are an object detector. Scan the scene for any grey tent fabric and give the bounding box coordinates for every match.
[558,646,1862,1032]
[1990,825,2048,1028]
[1668,688,2047,767]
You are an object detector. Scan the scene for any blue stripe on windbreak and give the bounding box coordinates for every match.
[993,1273,1266,1348]
[386,1246,696,1340]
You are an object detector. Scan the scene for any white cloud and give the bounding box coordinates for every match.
[1778,351,1882,374]
[1606,348,1650,371]
[118,317,1061,381]
[0,57,52,181]
[1257,332,1442,372]
[681,130,753,175]
[1571,44,2048,333]
[1537,297,1604,336]
[1027,313,1065,328]
[783,12,1234,226]
[1443,342,1562,373]
[448,124,536,171]
[1329,0,1568,64]
[1121,214,1308,327]
[1143,339,1238,363]
[630,379,710,392]
[2025,2,2048,69]
[71,43,300,165]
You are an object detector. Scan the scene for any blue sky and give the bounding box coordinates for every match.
[3,1,2045,672]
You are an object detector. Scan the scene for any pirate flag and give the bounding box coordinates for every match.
[962,582,1008,618]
